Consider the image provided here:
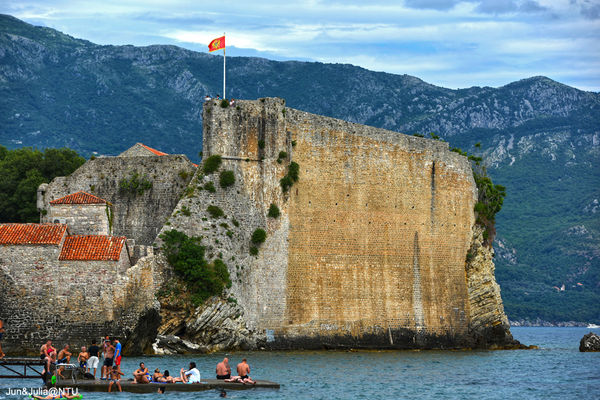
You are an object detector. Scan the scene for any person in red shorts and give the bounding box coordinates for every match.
[113,339,122,373]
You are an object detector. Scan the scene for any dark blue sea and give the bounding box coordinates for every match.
[1,327,598,399]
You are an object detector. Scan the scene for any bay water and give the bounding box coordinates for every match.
[1,327,598,399]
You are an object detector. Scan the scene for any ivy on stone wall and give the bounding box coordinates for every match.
[119,171,152,195]
[280,161,300,192]
[203,155,222,174]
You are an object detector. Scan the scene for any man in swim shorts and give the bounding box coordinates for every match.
[102,340,115,380]
[216,357,231,379]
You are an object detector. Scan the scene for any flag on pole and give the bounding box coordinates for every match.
[208,36,225,52]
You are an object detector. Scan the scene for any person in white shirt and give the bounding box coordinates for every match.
[180,362,201,384]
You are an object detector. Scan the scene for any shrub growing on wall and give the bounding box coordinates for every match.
[207,205,224,218]
[119,171,153,195]
[203,155,222,174]
[251,228,267,245]
[160,229,231,305]
[268,203,280,218]
[219,170,235,188]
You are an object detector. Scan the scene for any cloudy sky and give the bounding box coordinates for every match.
[2,0,599,91]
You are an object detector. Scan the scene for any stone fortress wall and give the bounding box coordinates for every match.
[38,154,197,246]
[162,98,515,349]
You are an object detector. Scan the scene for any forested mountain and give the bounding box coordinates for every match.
[1,14,598,323]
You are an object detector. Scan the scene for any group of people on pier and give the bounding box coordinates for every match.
[39,336,122,382]
[35,336,255,393]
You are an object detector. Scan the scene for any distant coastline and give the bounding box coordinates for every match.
[510,319,590,327]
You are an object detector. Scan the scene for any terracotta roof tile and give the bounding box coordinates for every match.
[138,143,198,167]
[50,191,108,205]
[59,235,126,261]
[139,143,168,156]
[0,224,68,245]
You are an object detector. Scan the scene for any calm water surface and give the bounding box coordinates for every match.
[1,327,598,399]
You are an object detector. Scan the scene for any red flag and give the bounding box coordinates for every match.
[208,36,225,52]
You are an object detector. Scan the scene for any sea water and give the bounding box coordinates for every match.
[0,327,598,399]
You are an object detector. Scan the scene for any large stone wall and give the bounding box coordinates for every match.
[0,242,161,354]
[39,155,196,245]
[160,98,516,349]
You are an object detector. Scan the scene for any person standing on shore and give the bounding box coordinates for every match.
[87,339,101,378]
[0,318,5,359]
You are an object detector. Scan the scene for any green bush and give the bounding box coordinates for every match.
[119,171,153,195]
[232,218,240,227]
[220,99,229,108]
[219,170,235,188]
[251,228,267,245]
[159,229,231,306]
[204,181,216,193]
[278,151,288,160]
[178,170,190,180]
[268,203,280,218]
[203,155,222,174]
[258,139,265,149]
[288,161,300,182]
[181,205,191,216]
[207,205,224,218]
[249,246,259,256]
[280,175,293,192]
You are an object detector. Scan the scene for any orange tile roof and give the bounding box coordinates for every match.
[138,143,198,167]
[59,235,126,261]
[0,224,68,245]
[50,191,108,205]
[139,143,168,156]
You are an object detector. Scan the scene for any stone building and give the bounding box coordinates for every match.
[42,191,112,235]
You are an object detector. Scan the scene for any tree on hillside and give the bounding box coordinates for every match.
[0,145,85,222]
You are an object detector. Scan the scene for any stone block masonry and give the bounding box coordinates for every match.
[159,97,517,349]
[39,154,196,245]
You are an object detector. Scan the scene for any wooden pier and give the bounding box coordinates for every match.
[0,357,44,379]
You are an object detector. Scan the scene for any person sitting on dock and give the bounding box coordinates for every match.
[57,344,72,364]
[77,346,89,371]
[216,357,231,379]
[57,344,72,379]
[152,368,166,382]
[180,362,201,383]
[133,362,151,383]
[108,365,124,392]
[101,340,115,380]
[225,358,255,384]
[0,318,5,359]
[42,350,57,382]
[40,340,55,360]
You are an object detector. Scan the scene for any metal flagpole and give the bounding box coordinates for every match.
[223,32,226,99]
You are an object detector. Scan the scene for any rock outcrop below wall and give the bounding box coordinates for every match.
[159,98,517,349]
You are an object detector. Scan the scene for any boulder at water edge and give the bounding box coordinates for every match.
[579,332,600,352]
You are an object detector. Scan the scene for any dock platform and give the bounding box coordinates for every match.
[0,357,45,379]
[51,379,280,393]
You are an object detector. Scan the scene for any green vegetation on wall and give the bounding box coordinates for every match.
[0,145,85,222]
[160,229,231,306]
[119,171,153,195]
[268,204,280,218]
[203,155,222,174]
[219,170,235,188]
